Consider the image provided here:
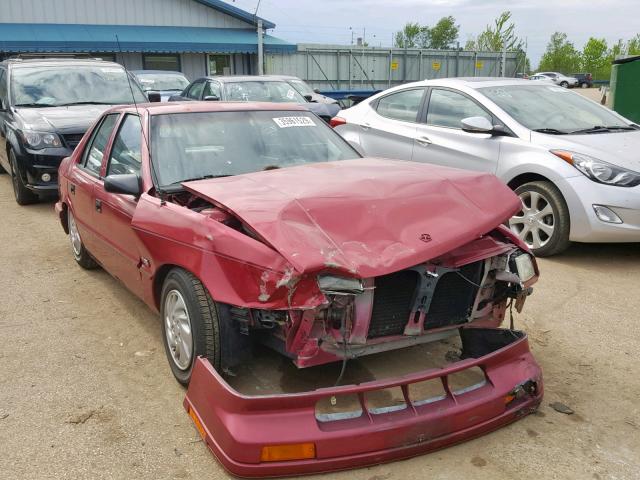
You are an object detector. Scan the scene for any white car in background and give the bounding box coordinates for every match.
[535,72,579,88]
[332,78,640,256]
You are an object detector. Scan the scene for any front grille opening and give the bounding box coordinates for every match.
[366,386,407,414]
[424,262,484,329]
[315,393,362,422]
[368,270,420,338]
[447,366,487,395]
[409,379,447,406]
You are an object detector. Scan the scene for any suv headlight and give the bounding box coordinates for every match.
[552,150,640,187]
[318,275,364,295]
[21,130,62,149]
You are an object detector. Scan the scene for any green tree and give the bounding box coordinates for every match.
[581,37,608,79]
[628,34,640,55]
[395,22,423,48]
[538,32,580,73]
[428,16,459,49]
[467,11,524,51]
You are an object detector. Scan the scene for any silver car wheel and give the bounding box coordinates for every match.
[509,190,555,250]
[164,290,193,371]
[68,210,83,258]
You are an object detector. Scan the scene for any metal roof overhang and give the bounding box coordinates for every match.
[0,24,295,54]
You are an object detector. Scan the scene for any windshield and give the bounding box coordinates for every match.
[223,81,306,103]
[135,73,190,92]
[150,110,359,189]
[11,65,147,107]
[479,84,629,133]
[288,79,315,97]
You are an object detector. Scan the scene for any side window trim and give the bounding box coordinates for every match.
[187,80,205,100]
[372,87,427,123]
[421,87,501,128]
[105,113,142,177]
[79,113,120,178]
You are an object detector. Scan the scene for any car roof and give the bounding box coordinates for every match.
[199,75,296,83]
[131,70,188,76]
[109,101,309,115]
[1,57,123,68]
[407,77,539,89]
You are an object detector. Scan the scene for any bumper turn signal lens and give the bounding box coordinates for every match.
[260,443,316,462]
[188,407,206,439]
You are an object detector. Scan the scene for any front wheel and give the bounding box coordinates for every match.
[509,181,571,257]
[9,150,38,205]
[560,81,569,88]
[160,269,221,385]
[581,82,588,88]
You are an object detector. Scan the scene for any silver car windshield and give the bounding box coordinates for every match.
[150,110,359,189]
[223,81,306,103]
[479,85,629,133]
[135,73,189,92]
[11,65,147,107]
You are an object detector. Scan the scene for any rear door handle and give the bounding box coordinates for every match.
[95,199,102,213]
[416,136,432,146]
[361,122,371,131]
[70,184,75,194]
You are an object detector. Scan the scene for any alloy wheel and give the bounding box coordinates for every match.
[509,190,555,250]
[68,211,82,258]
[164,290,193,370]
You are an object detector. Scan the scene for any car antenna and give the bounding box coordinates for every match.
[115,34,167,206]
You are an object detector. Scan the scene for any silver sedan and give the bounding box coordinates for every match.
[333,78,640,256]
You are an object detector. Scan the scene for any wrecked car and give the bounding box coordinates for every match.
[56,102,542,476]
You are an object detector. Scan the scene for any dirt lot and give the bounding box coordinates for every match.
[1,175,639,480]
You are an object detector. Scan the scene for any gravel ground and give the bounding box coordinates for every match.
[1,174,639,480]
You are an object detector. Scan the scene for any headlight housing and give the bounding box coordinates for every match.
[511,253,536,283]
[552,150,640,187]
[21,130,62,149]
[317,275,364,295]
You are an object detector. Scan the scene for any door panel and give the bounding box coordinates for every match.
[67,166,101,252]
[412,88,500,173]
[358,88,425,161]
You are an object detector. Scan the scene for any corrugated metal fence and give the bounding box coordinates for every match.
[265,44,522,90]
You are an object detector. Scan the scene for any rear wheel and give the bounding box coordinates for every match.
[68,209,98,269]
[581,82,588,88]
[160,269,221,385]
[509,181,571,257]
[9,149,37,205]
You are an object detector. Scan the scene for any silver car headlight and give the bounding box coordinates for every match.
[21,130,62,149]
[318,275,364,295]
[552,150,640,187]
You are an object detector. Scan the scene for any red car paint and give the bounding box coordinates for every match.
[185,328,542,477]
[56,102,542,475]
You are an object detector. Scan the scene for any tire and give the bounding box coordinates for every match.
[581,82,588,89]
[560,81,569,88]
[9,149,38,205]
[67,208,98,269]
[160,268,221,385]
[509,181,571,257]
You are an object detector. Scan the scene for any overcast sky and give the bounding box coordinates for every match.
[230,0,639,67]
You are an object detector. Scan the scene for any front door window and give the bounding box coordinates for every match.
[208,55,231,76]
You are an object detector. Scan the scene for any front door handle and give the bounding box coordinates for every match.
[70,184,75,195]
[361,122,371,131]
[416,136,432,146]
[95,199,102,213]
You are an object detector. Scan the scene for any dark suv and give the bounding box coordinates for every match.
[0,57,147,204]
[571,73,593,88]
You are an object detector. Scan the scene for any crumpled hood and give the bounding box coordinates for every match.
[532,130,640,172]
[15,105,111,133]
[184,158,521,277]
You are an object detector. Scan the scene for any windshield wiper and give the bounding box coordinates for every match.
[163,174,231,192]
[14,103,51,108]
[532,128,568,135]
[56,101,118,106]
[569,125,637,134]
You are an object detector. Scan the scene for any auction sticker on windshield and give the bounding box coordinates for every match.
[273,116,316,128]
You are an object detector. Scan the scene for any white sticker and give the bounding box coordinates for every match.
[100,67,124,73]
[286,89,296,99]
[273,116,316,128]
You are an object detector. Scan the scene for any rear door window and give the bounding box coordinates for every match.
[203,81,221,99]
[375,89,425,122]
[426,89,492,129]
[81,114,119,176]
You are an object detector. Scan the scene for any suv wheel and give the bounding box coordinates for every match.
[581,82,588,88]
[160,268,221,385]
[9,150,38,205]
[509,181,571,257]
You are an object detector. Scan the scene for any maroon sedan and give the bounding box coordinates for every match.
[56,102,542,476]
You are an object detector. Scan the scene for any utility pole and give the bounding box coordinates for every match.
[257,19,264,75]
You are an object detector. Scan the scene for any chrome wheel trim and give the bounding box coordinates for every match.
[164,290,193,371]
[509,190,555,250]
[68,210,83,258]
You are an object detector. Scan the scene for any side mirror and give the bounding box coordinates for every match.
[203,95,220,101]
[303,94,314,102]
[461,116,494,134]
[313,88,321,94]
[104,174,141,197]
[147,91,162,103]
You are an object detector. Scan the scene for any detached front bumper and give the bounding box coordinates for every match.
[184,328,543,477]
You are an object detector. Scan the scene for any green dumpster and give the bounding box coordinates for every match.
[610,55,640,123]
